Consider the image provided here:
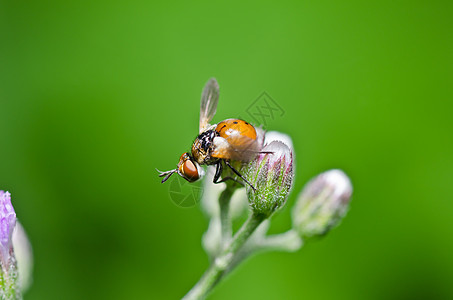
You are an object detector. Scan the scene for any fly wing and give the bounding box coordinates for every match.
[199,78,220,133]
[211,135,261,162]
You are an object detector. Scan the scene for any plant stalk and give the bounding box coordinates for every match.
[182,213,266,300]
[218,186,234,248]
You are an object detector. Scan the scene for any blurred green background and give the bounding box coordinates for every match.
[1,0,452,299]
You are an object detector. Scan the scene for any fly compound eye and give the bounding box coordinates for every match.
[181,159,200,182]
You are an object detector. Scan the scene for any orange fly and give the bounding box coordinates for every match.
[158,78,266,190]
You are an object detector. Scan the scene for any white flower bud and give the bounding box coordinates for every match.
[292,169,352,238]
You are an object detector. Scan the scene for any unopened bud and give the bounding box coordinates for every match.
[292,169,352,238]
[244,141,294,217]
[0,191,33,299]
[12,222,33,294]
[0,191,15,268]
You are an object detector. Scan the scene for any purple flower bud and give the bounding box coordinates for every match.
[244,141,294,217]
[292,169,352,238]
[0,191,16,267]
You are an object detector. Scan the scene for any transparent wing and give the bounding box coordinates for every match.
[211,135,262,162]
[199,78,220,133]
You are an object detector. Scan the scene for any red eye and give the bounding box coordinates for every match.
[182,160,200,182]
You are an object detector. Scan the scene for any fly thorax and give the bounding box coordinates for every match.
[191,130,218,165]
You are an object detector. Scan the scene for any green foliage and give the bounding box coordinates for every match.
[1,0,452,299]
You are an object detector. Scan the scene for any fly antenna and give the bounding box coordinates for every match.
[156,168,177,183]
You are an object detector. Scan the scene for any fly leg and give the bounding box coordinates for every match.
[224,160,256,191]
[213,161,247,186]
[213,161,223,183]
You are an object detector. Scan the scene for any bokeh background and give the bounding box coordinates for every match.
[1,0,452,299]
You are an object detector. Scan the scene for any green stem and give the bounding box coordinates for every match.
[182,213,266,300]
[257,229,303,252]
[223,229,303,278]
[218,185,234,248]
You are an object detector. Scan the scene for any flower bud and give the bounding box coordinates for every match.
[0,190,19,299]
[264,131,294,152]
[0,191,16,268]
[0,191,33,299]
[264,131,296,176]
[12,222,33,293]
[244,141,294,217]
[292,169,352,239]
